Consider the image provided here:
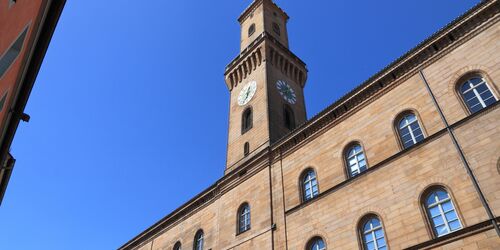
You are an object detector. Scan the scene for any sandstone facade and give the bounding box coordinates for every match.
[120,1,500,249]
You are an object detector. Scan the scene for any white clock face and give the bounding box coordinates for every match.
[237,81,257,106]
[276,80,297,104]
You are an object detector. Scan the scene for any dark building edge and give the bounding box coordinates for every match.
[0,0,67,206]
[118,1,498,249]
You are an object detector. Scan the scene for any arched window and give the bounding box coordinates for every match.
[359,215,387,250]
[307,237,326,250]
[237,203,251,233]
[244,142,250,156]
[273,22,281,36]
[459,76,497,113]
[284,105,295,130]
[423,187,462,237]
[242,108,253,134]
[397,112,424,149]
[302,169,319,202]
[173,241,181,250]
[345,143,367,177]
[248,24,256,37]
[193,230,204,250]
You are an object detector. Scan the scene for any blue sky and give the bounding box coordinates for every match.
[0,1,479,249]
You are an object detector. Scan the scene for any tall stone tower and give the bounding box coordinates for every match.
[224,0,308,173]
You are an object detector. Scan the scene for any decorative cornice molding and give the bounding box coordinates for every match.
[271,0,499,154]
[224,31,307,90]
[238,0,289,24]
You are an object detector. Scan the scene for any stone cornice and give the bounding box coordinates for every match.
[271,0,499,155]
[238,0,289,24]
[224,31,307,90]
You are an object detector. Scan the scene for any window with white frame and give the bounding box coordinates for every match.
[193,230,204,250]
[307,237,326,250]
[360,216,387,250]
[459,76,497,113]
[398,113,424,149]
[346,144,368,177]
[238,203,251,233]
[302,169,319,201]
[424,187,462,237]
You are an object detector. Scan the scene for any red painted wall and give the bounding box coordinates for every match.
[0,0,46,140]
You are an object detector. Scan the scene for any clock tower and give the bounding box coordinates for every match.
[224,0,308,173]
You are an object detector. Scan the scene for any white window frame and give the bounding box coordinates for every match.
[194,231,204,250]
[303,170,318,201]
[461,77,497,112]
[362,218,387,250]
[346,145,367,177]
[309,238,326,250]
[238,204,251,233]
[425,189,462,237]
[398,114,424,148]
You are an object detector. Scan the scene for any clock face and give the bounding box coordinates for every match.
[276,80,297,104]
[237,81,257,106]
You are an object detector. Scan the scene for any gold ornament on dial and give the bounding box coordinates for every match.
[237,81,257,106]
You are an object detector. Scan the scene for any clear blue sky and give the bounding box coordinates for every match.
[0,1,479,249]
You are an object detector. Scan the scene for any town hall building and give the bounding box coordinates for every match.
[120,0,500,249]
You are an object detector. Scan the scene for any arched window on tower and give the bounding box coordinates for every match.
[284,105,295,130]
[458,75,497,113]
[242,107,253,134]
[244,142,250,156]
[306,236,326,250]
[237,203,251,234]
[396,112,424,149]
[359,215,387,250]
[273,22,281,36]
[193,230,204,250]
[248,24,256,37]
[173,241,181,250]
[301,169,319,202]
[345,143,368,178]
[422,186,462,237]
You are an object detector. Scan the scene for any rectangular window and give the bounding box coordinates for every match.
[0,26,28,79]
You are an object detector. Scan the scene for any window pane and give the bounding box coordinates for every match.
[366,242,375,250]
[449,220,462,231]
[376,238,386,247]
[403,140,414,149]
[483,94,496,106]
[371,218,381,227]
[349,158,357,166]
[364,233,373,242]
[432,216,444,227]
[469,77,482,84]
[436,190,449,200]
[475,83,488,92]
[436,225,449,236]
[441,201,453,212]
[463,91,476,101]
[445,210,458,221]
[359,165,367,172]
[427,194,437,205]
[461,83,471,93]
[357,153,365,161]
